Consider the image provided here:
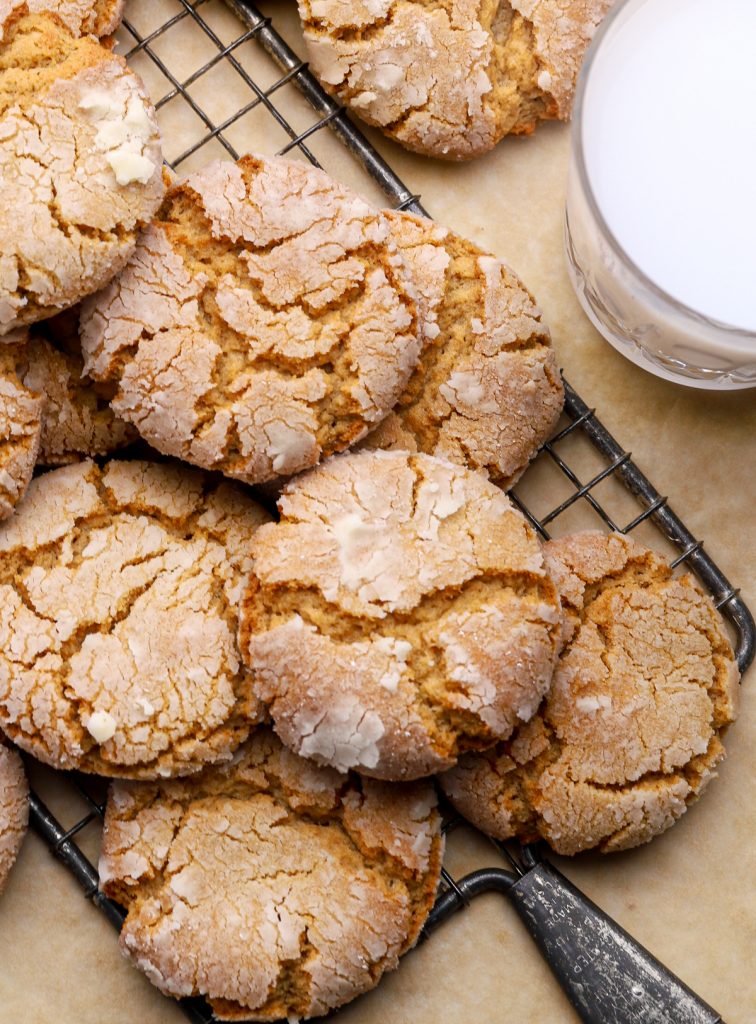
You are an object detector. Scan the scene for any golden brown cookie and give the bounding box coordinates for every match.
[2,0,124,36]
[22,308,136,465]
[0,330,43,520]
[362,212,563,489]
[441,531,740,854]
[99,729,444,1021]
[80,155,423,486]
[239,450,562,780]
[299,0,613,159]
[0,733,28,894]
[0,459,271,778]
[0,9,163,333]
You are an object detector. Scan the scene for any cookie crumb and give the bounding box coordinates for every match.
[86,710,116,743]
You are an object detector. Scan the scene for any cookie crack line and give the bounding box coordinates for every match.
[302,2,397,42]
[559,743,720,794]
[581,574,729,704]
[166,179,356,259]
[249,570,556,641]
[166,241,410,377]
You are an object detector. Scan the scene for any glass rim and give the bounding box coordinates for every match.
[571,0,756,342]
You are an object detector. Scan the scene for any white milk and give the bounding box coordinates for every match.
[565,0,756,389]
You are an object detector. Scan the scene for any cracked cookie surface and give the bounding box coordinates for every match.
[441,531,740,854]
[0,9,163,333]
[299,0,613,159]
[0,734,28,894]
[100,729,444,1021]
[0,458,271,778]
[0,329,43,521]
[1,0,124,36]
[22,307,136,465]
[361,212,563,488]
[80,155,421,486]
[239,450,562,780]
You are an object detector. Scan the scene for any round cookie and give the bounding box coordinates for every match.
[0,459,271,778]
[22,307,136,465]
[99,729,444,1021]
[299,0,613,160]
[0,330,43,521]
[0,9,163,333]
[0,734,28,894]
[441,531,741,854]
[79,155,423,485]
[3,0,124,36]
[239,450,562,780]
[361,212,563,489]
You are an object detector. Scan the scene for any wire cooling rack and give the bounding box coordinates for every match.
[26,1,755,1022]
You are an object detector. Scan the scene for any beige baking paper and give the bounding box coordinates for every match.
[0,1,754,1022]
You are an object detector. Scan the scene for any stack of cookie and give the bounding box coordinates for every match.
[0,3,740,1022]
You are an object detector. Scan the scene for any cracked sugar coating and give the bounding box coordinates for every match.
[441,531,741,854]
[0,330,43,521]
[361,213,563,489]
[99,729,443,1021]
[0,459,271,778]
[1,0,124,36]
[239,450,562,780]
[299,0,613,159]
[0,9,164,333]
[80,155,422,486]
[0,734,28,894]
[22,307,136,465]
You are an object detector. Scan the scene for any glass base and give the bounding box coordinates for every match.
[564,223,756,392]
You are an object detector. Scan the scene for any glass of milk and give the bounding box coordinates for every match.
[565,0,756,390]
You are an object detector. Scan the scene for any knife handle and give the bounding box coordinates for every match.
[507,861,722,1024]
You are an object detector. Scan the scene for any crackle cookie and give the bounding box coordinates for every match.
[0,8,163,333]
[0,330,43,521]
[80,155,422,486]
[239,450,562,780]
[0,734,28,894]
[0,459,271,778]
[441,531,740,854]
[1,0,124,36]
[361,212,563,489]
[299,0,613,160]
[99,729,443,1021]
[22,308,136,465]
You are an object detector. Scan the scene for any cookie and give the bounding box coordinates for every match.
[3,0,124,36]
[361,212,563,489]
[441,531,740,854]
[299,0,613,159]
[22,308,136,465]
[239,450,562,780]
[80,155,422,486]
[0,459,271,778]
[0,9,163,333]
[0,734,28,894]
[0,330,43,521]
[99,729,444,1021]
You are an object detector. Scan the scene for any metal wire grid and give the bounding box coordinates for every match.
[25,1,756,1021]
